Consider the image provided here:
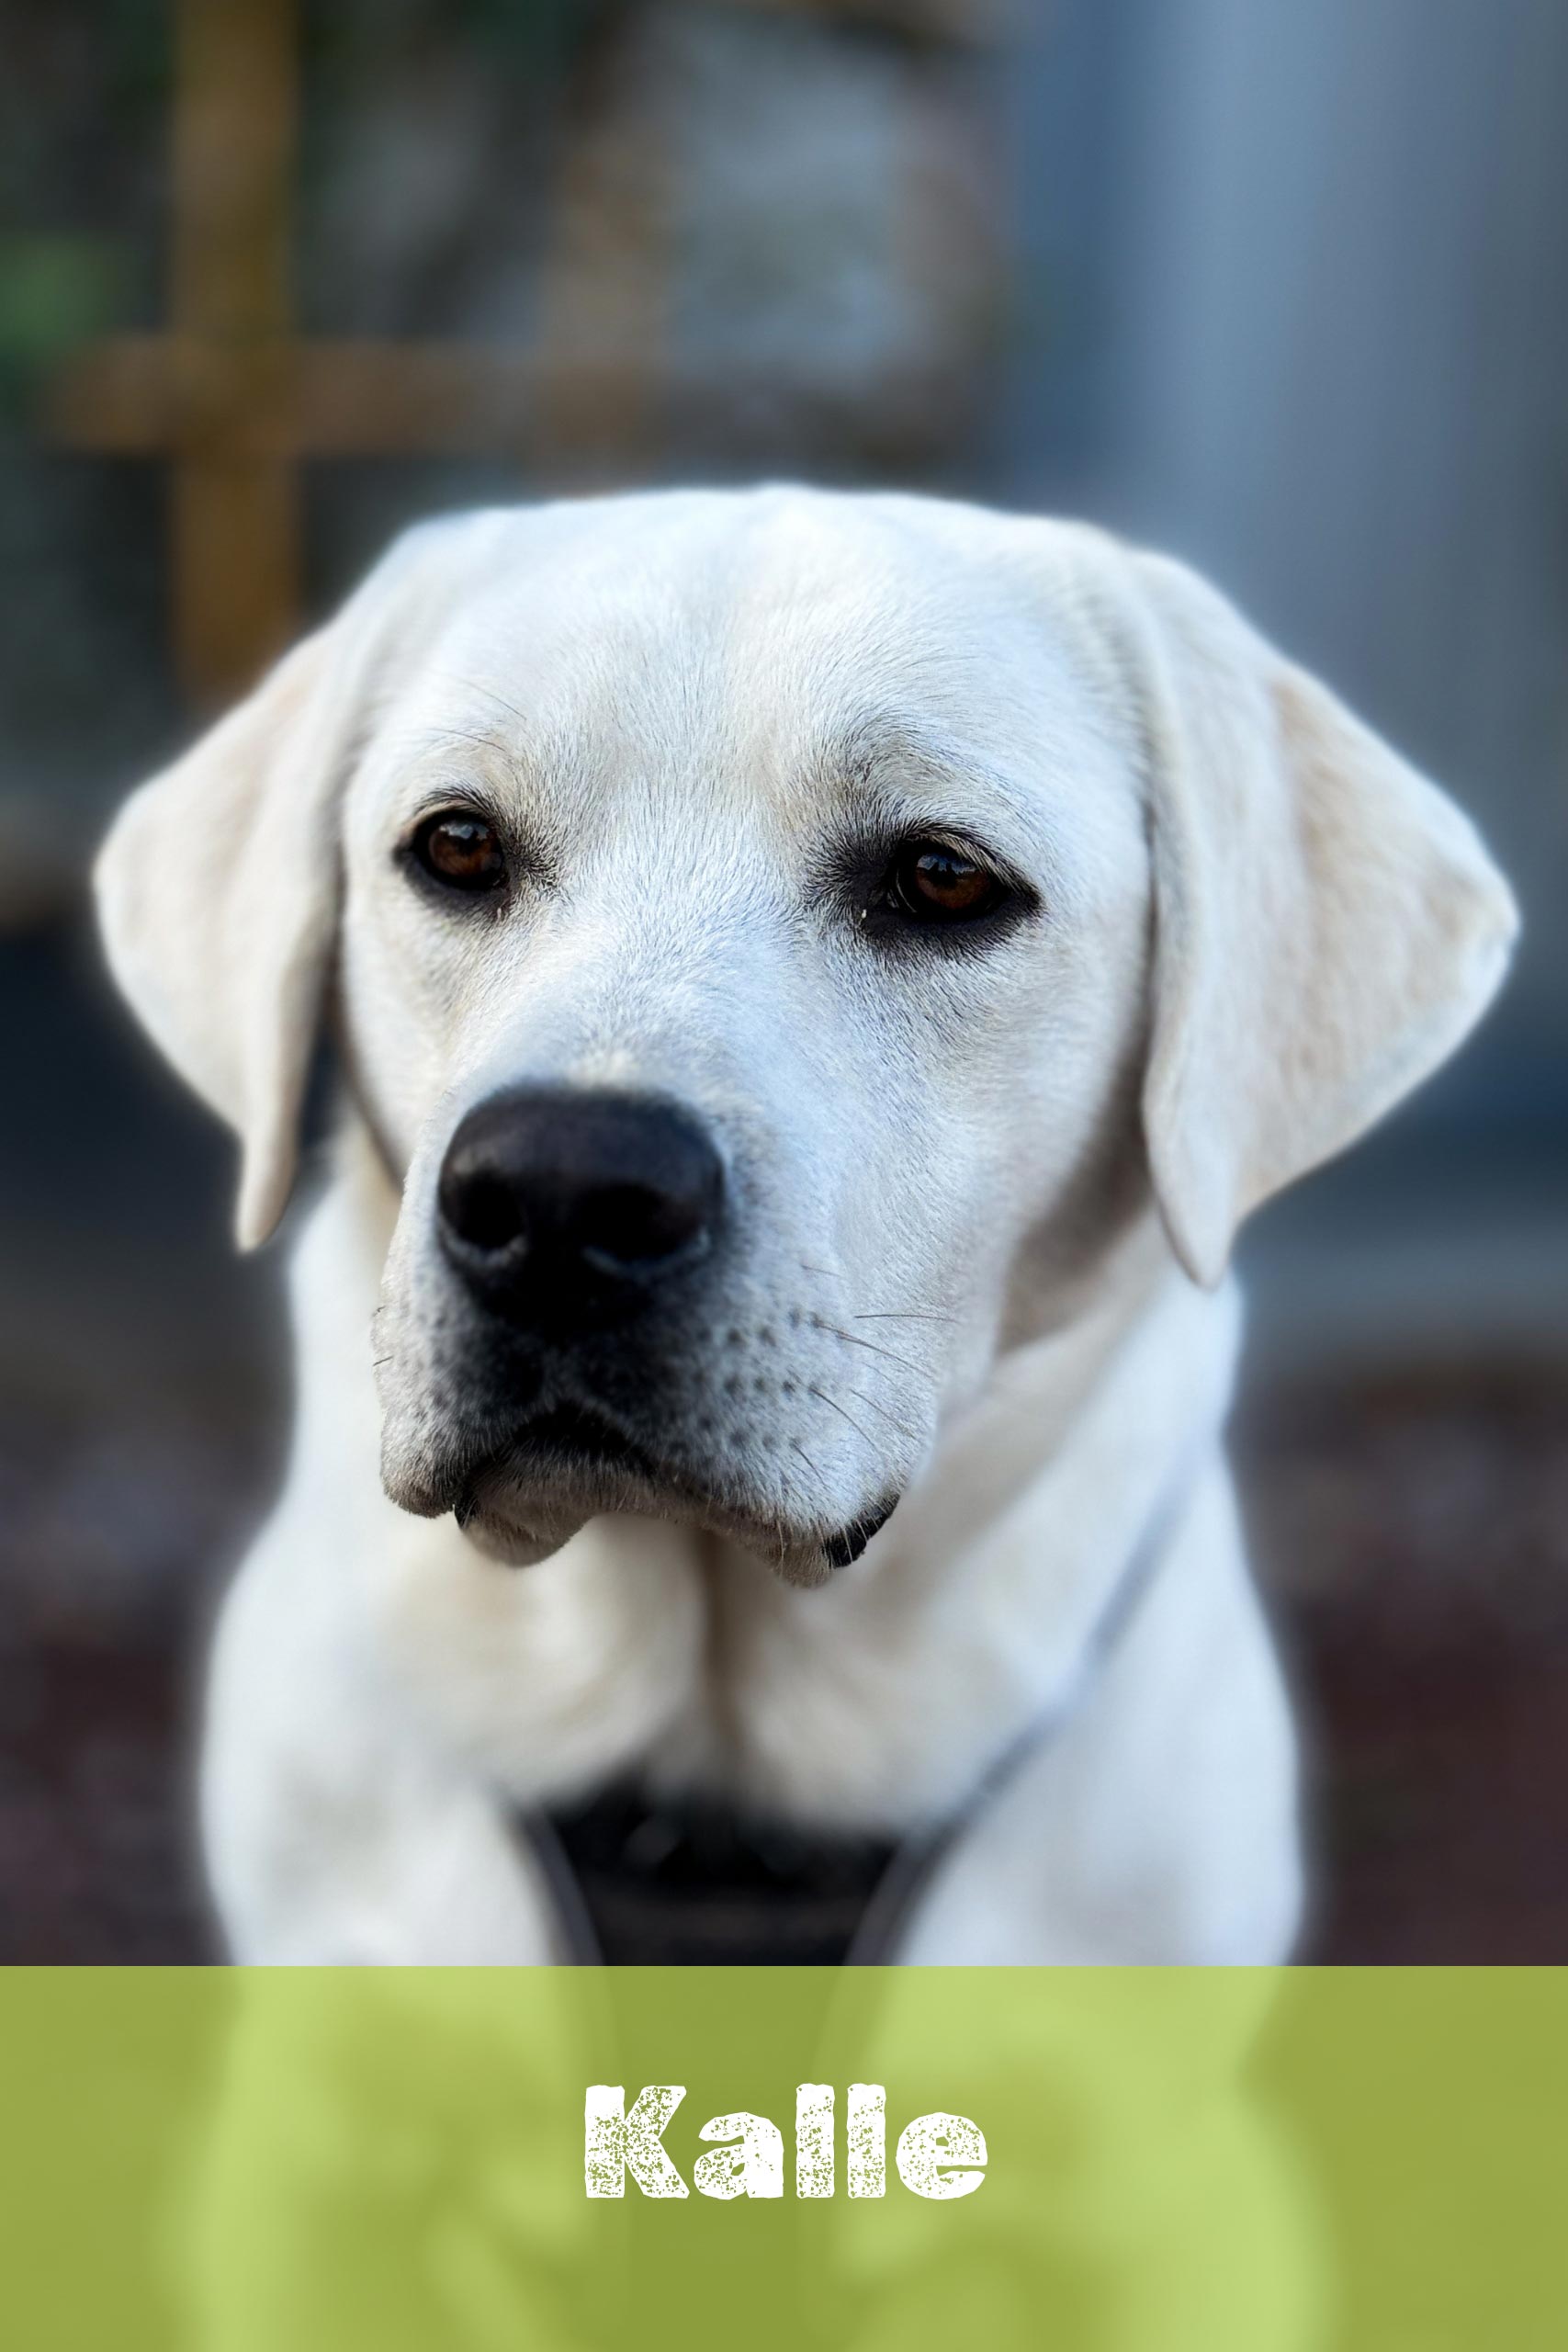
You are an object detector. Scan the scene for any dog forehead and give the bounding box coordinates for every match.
[434,483,1032,641]
[375,491,1123,792]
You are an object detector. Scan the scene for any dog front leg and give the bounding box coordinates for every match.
[200,1537,561,1965]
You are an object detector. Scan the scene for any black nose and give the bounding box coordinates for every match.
[437,1088,725,1327]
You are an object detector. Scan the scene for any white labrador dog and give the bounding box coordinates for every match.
[96,488,1515,1963]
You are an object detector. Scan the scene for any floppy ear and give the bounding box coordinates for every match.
[1122,548,1518,1286]
[95,616,367,1250]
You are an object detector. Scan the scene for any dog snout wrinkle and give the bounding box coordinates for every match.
[437,1087,725,1329]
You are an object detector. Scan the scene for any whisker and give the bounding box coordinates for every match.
[853,1309,960,1327]
[790,1436,828,1495]
[413,722,515,760]
[434,670,535,733]
[846,1386,919,1441]
[817,1322,924,1381]
[807,1385,877,1450]
[799,1262,842,1280]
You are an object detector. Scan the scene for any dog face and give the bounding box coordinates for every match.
[96,490,1517,1582]
[338,497,1153,1576]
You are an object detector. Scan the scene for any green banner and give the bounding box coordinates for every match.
[2,1968,1564,2349]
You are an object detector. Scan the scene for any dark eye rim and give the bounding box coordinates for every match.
[400,803,513,902]
[852,830,1035,944]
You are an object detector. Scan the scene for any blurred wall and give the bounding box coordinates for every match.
[1006,0,1568,1134]
[4,0,1563,1398]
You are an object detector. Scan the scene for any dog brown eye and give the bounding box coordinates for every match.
[410,810,508,896]
[887,840,1003,924]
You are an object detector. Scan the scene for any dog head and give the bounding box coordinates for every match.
[96,489,1516,1581]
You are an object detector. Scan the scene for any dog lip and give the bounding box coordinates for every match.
[429,1405,900,1587]
[451,1400,694,1534]
[820,1495,900,1571]
[503,1400,664,1481]
[442,1396,701,1532]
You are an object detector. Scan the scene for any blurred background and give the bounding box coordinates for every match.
[1,0,1564,1961]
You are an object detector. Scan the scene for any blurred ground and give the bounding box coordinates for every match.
[4,924,1565,1965]
[1243,1362,1568,1962]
